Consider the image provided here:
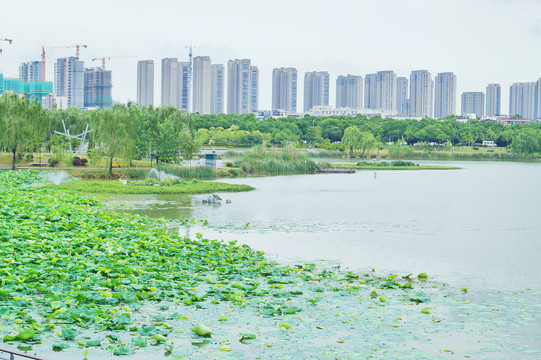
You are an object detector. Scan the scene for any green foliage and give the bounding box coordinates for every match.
[156,164,218,180]
[235,144,320,175]
[91,105,137,175]
[50,179,254,194]
[511,128,541,157]
[0,93,49,169]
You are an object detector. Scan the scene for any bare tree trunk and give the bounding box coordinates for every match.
[109,156,114,176]
[11,147,17,170]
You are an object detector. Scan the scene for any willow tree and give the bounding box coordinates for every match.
[342,126,362,155]
[0,93,49,170]
[91,105,136,176]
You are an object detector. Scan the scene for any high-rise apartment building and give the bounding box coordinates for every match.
[364,73,377,109]
[304,71,329,112]
[409,70,433,117]
[211,64,224,114]
[535,78,541,120]
[227,59,258,114]
[179,62,190,111]
[272,67,297,112]
[54,57,84,109]
[396,77,409,116]
[161,58,180,108]
[336,74,363,109]
[375,70,397,112]
[137,60,154,107]
[434,72,457,118]
[19,61,42,82]
[251,66,259,112]
[461,92,485,118]
[84,67,112,108]
[485,83,501,116]
[509,82,536,119]
[192,56,212,114]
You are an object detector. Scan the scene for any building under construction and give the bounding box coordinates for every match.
[84,67,112,108]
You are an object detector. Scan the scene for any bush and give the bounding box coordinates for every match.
[25,154,34,162]
[391,160,416,167]
[228,168,245,176]
[48,158,59,167]
[225,162,234,167]
[72,156,88,166]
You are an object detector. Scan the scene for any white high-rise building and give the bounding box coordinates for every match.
[409,70,433,117]
[434,72,457,118]
[485,83,501,117]
[54,57,84,109]
[375,70,397,112]
[211,64,224,114]
[137,60,154,107]
[396,77,408,116]
[336,74,363,109]
[509,82,536,119]
[303,71,329,112]
[272,67,298,112]
[461,92,485,118]
[364,73,377,109]
[227,59,258,114]
[161,58,181,108]
[192,56,212,114]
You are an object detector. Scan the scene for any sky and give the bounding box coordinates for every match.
[1,0,541,114]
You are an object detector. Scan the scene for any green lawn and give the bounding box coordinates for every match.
[50,179,254,194]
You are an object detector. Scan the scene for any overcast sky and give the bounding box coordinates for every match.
[1,0,541,114]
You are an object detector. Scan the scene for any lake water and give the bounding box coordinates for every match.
[108,161,541,292]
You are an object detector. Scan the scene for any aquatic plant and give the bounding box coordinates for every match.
[236,144,320,175]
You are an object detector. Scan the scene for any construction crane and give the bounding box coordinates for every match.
[53,44,88,58]
[0,38,13,55]
[41,46,46,81]
[91,55,136,70]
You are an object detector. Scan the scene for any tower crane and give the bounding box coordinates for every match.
[91,55,136,70]
[0,38,13,55]
[53,44,88,58]
[41,46,46,81]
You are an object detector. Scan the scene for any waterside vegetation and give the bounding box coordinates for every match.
[51,179,254,195]
[0,170,475,358]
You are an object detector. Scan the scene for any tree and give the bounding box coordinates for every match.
[154,118,179,164]
[0,93,49,170]
[359,131,377,157]
[511,128,541,157]
[341,126,362,154]
[179,124,201,171]
[91,105,136,176]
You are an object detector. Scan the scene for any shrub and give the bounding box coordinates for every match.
[25,154,34,162]
[391,160,416,167]
[48,158,59,167]
[225,162,234,167]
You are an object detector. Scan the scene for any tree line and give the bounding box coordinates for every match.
[1,93,541,171]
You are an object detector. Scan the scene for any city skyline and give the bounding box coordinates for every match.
[1,0,541,113]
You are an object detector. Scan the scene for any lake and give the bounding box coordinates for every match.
[108,161,541,292]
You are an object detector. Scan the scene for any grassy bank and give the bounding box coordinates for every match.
[50,179,253,194]
[329,161,460,171]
